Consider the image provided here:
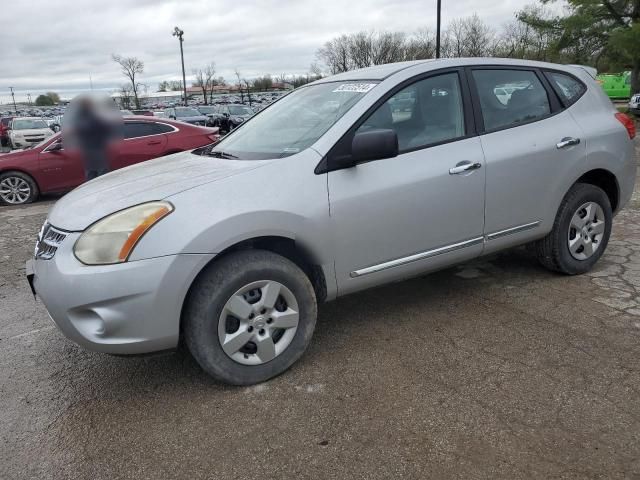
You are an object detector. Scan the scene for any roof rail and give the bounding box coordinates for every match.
[567,64,597,79]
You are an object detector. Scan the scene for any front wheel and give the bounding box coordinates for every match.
[534,183,612,275]
[0,171,39,205]
[183,250,317,385]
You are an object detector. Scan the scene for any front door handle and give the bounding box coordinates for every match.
[556,137,580,149]
[449,161,482,175]
[147,140,162,145]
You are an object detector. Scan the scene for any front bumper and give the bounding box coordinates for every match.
[30,231,214,354]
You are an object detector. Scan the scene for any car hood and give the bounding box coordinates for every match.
[12,128,51,135]
[48,151,271,231]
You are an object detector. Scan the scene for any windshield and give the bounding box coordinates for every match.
[175,108,201,117]
[13,119,48,130]
[228,105,253,116]
[208,81,377,160]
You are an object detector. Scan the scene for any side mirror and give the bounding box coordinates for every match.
[351,128,398,163]
[47,141,63,153]
[223,112,230,117]
[327,129,398,171]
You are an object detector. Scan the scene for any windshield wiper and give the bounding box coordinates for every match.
[207,149,238,159]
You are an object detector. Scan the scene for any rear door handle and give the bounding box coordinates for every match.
[147,140,162,145]
[449,162,482,175]
[556,137,580,149]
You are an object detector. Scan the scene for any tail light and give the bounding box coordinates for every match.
[207,133,220,142]
[615,112,636,139]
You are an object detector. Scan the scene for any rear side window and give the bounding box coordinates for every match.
[545,72,586,106]
[152,123,174,134]
[472,69,551,131]
[124,122,160,139]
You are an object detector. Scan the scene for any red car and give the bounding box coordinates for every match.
[0,116,14,147]
[0,117,218,205]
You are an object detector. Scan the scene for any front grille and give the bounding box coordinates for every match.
[25,137,44,143]
[35,222,68,260]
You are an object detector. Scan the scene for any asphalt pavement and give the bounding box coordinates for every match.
[2,140,640,479]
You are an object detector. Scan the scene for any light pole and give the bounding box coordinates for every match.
[436,0,442,59]
[27,93,32,106]
[8,87,17,113]
[173,27,188,106]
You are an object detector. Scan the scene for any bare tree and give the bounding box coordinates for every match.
[317,35,352,74]
[112,54,144,109]
[309,62,323,77]
[192,62,216,105]
[404,28,436,60]
[462,14,496,57]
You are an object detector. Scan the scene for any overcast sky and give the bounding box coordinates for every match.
[1,0,541,103]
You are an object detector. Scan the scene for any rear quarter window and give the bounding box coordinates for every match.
[545,72,586,106]
[124,122,159,139]
[152,123,174,134]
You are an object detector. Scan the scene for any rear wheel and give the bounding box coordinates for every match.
[0,171,39,205]
[535,183,612,274]
[183,250,317,385]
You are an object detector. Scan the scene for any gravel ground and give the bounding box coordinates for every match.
[1,140,640,479]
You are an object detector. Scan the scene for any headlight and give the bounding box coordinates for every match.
[74,201,173,265]
[233,117,244,123]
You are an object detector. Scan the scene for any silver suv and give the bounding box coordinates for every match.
[27,59,637,385]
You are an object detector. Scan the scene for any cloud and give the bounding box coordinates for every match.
[0,0,537,102]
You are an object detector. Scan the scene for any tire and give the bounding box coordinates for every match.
[534,183,612,275]
[0,171,39,205]
[183,249,317,385]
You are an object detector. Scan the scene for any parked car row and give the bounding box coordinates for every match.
[0,117,218,205]
[196,104,256,132]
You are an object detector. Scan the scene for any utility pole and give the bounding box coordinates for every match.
[172,27,188,106]
[8,87,17,113]
[235,70,244,104]
[27,93,32,106]
[436,0,442,59]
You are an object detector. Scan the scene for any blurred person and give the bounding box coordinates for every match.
[63,96,122,180]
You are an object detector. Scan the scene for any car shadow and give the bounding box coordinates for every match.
[44,246,550,394]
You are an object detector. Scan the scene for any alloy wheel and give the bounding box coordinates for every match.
[0,176,31,204]
[217,280,300,366]
[567,201,606,260]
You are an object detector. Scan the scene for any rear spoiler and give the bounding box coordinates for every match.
[567,64,598,79]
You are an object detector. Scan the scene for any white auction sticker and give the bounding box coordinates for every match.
[332,83,377,93]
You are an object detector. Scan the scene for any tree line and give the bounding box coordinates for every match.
[316,0,640,94]
[110,0,639,107]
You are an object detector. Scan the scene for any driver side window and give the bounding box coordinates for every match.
[356,72,466,152]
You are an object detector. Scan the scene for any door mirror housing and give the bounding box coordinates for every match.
[46,141,63,153]
[351,128,398,163]
[324,128,399,172]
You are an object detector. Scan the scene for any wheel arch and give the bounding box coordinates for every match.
[574,168,620,212]
[179,235,329,342]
